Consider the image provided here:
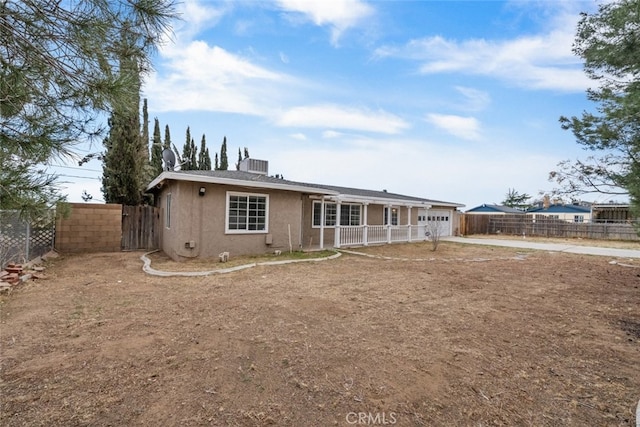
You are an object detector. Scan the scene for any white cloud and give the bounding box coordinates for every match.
[276,104,410,134]
[146,42,292,114]
[454,86,491,112]
[322,130,343,139]
[426,114,481,141]
[290,133,307,140]
[169,0,228,42]
[275,0,374,45]
[375,24,590,92]
[279,52,290,64]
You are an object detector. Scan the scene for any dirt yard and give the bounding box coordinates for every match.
[1,241,639,426]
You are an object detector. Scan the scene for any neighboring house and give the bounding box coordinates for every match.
[526,204,592,223]
[465,204,524,215]
[146,159,464,261]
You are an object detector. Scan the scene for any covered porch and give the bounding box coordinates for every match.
[309,194,433,249]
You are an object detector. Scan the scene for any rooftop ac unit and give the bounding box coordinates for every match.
[239,158,268,175]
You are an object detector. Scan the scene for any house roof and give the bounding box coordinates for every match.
[146,170,464,208]
[466,204,524,214]
[527,204,591,214]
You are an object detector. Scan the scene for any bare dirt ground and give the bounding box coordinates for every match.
[1,241,639,426]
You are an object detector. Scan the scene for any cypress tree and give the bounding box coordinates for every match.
[163,125,171,150]
[198,135,212,170]
[189,137,197,170]
[141,98,149,164]
[219,136,229,170]
[181,127,193,170]
[204,148,212,170]
[151,118,163,176]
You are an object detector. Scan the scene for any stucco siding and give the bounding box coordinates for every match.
[157,181,304,261]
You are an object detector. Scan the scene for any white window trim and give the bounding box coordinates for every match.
[340,204,361,226]
[225,191,269,234]
[385,206,399,226]
[312,201,361,228]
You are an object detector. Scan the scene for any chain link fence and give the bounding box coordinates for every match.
[0,210,56,268]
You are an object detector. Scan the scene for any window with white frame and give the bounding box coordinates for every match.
[384,207,399,226]
[313,201,361,227]
[165,193,171,229]
[226,192,268,233]
[340,204,361,226]
[574,215,584,223]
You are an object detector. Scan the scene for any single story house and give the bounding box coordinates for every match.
[146,158,464,261]
[465,204,524,215]
[526,204,592,223]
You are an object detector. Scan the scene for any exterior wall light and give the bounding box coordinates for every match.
[199,187,206,197]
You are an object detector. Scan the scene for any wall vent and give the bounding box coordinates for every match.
[239,158,268,175]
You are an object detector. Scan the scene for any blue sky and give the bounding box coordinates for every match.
[57,0,613,209]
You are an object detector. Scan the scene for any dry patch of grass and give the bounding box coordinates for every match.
[342,241,534,260]
[147,249,338,272]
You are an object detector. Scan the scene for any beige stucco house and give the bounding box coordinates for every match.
[146,159,464,261]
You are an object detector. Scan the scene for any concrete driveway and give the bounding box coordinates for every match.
[444,236,640,259]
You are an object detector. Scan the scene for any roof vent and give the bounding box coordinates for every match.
[239,158,268,175]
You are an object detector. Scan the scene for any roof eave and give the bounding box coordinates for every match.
[146,172,339,195]
[324,193,464,208]
[146,172,464,208]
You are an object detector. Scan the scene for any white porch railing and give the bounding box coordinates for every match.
[338,226,365,246]
[335,225,427,248]
[367,225,387,244]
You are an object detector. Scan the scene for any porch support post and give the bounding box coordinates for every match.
[363,203,369,246]
[319,198,325,249]
[407,206,412,242]
[386,205,392,244]
[334,201,342,248]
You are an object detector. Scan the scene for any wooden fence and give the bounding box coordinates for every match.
[460,214,639,241]
[121,205,160,250]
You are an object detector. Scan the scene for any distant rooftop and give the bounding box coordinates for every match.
[527,204,591,214]
[466,204,524,214]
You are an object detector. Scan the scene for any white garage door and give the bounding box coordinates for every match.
[418,209,452,237]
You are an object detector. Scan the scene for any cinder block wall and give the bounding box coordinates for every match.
[55,203,122,253]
